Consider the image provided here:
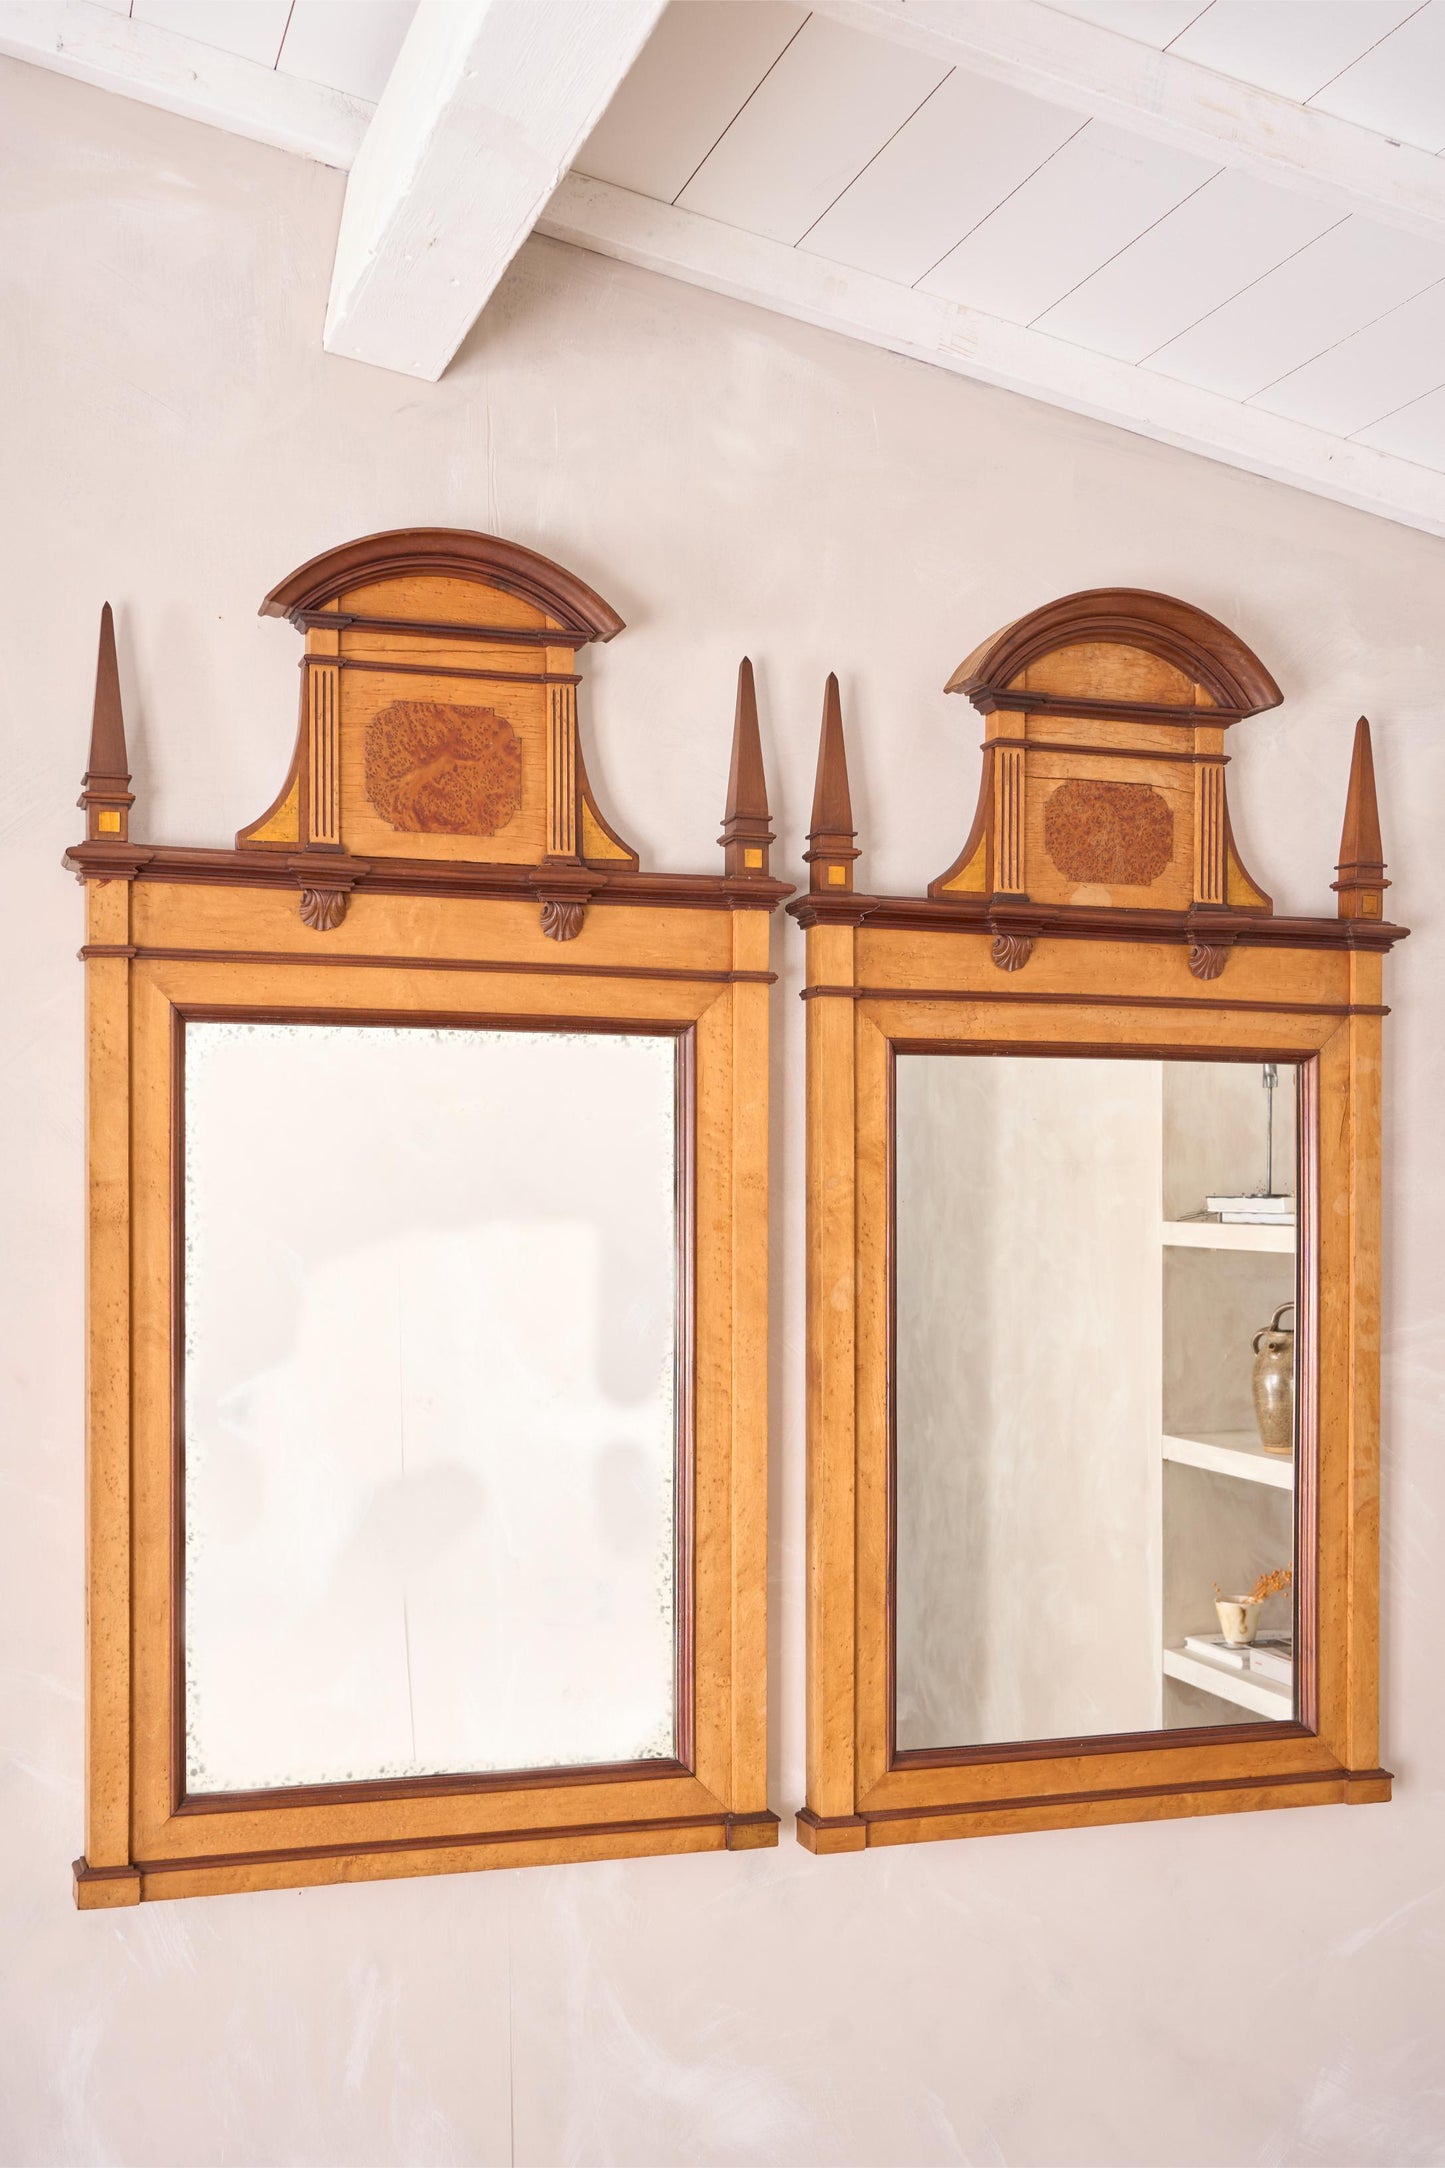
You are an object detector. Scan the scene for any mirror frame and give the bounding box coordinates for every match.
[791,596,1405,1853]
[68,532,789,1904]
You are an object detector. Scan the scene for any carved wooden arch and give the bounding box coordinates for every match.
[259,527,626,644]
[947,587,1283,720]
[930,586,1280,974]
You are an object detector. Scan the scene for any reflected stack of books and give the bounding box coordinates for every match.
[1206,1193,1296,1227]
[1183,1630,1293,1686]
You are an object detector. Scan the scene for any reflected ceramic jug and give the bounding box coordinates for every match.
[1252,1300,1295,1456]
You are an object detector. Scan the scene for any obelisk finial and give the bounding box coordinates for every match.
[804,674,857,894]
[78,605,134,843]
[1332,716,1388,921]
[718,658,774,877]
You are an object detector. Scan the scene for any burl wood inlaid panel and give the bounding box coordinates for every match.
[1042,777,1174,887]
[364,700,523,837]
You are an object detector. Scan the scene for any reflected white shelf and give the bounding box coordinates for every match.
[1162,1217,1295,1253]
[1162,1645,1293,1720]
[1163,1429,1294,1490]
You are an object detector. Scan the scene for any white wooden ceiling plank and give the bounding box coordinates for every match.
[921,120,1215,321]
[800,66,1085,284]
[1035,169,1343,361]
[278,0,418,105]
[1148,215,1445,400]
[541,169,1445,536]
[1310,0,1445,152]
[675,13,948,245]
[1039,0,1208,45]
[131,0,291,69]
[1251,277,1445,433]
[1354,380,1445,465]
[0,0,371,163]
[819,0,1445,242]
[1170,1,1419,104]
[576,0,807,204]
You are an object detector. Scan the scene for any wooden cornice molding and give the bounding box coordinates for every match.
[77,604,135,843]
[789,889,1409,952]
[63,838,793,915]
[259,528,625,643]
[804,674,860,895]
[718,658,775,880]
[1333,716,1390,922]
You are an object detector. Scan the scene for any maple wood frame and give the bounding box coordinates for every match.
[791,597,1405,1854]
[68,533,787,1905]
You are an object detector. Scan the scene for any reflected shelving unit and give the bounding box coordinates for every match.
[1158,1063,1298,1729]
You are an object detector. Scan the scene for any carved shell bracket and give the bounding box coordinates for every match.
[535,866,598,943]
[991,931,1034,972]
[291,853,367,933]
[1187,939,1230,981]
[300,887,348,932]
[540,897,586,942]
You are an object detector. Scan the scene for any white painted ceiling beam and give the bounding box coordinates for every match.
[540,172,1445,540]
[0,0,371,166]
[818,0,1445,245]
[323,0,667,382]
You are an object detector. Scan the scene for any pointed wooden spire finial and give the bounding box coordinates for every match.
[78,604,134,842]
[1333,716,1388,921]
[804,673,859,894]
[719,657,774,877]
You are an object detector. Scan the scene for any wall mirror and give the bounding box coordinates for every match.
[792,594,1404,1853]
[69,531,788,1905]
[895,1050,1303,1755]
[182,1018,683,1795]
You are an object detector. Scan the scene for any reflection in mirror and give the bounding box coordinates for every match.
[894,1053,1301,1754]
[183,1020,682,1794]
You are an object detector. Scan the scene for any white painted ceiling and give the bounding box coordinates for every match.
[86,0,417,104]
[8,0,1445,530]
[576,1,1445,473]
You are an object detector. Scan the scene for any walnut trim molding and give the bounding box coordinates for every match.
[65,533,788,1906]
[789,591,1405,1855]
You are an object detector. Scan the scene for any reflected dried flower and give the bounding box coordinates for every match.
[1213,1567,1293,1604]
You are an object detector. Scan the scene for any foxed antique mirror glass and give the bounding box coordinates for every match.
[69,532,787,1905]
[793,595,1404,1854]
[183,1020,682,1793]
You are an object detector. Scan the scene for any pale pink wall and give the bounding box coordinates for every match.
[2,53,1442,2168]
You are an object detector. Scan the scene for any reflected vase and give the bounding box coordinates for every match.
[1251,1301,1295,1456]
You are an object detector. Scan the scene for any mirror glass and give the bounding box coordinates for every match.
[183,1019,681,1795]
[894,1052,1301,1753]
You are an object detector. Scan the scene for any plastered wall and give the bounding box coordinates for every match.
[894,1055,1163,1749]
[3,55,1443,2168]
